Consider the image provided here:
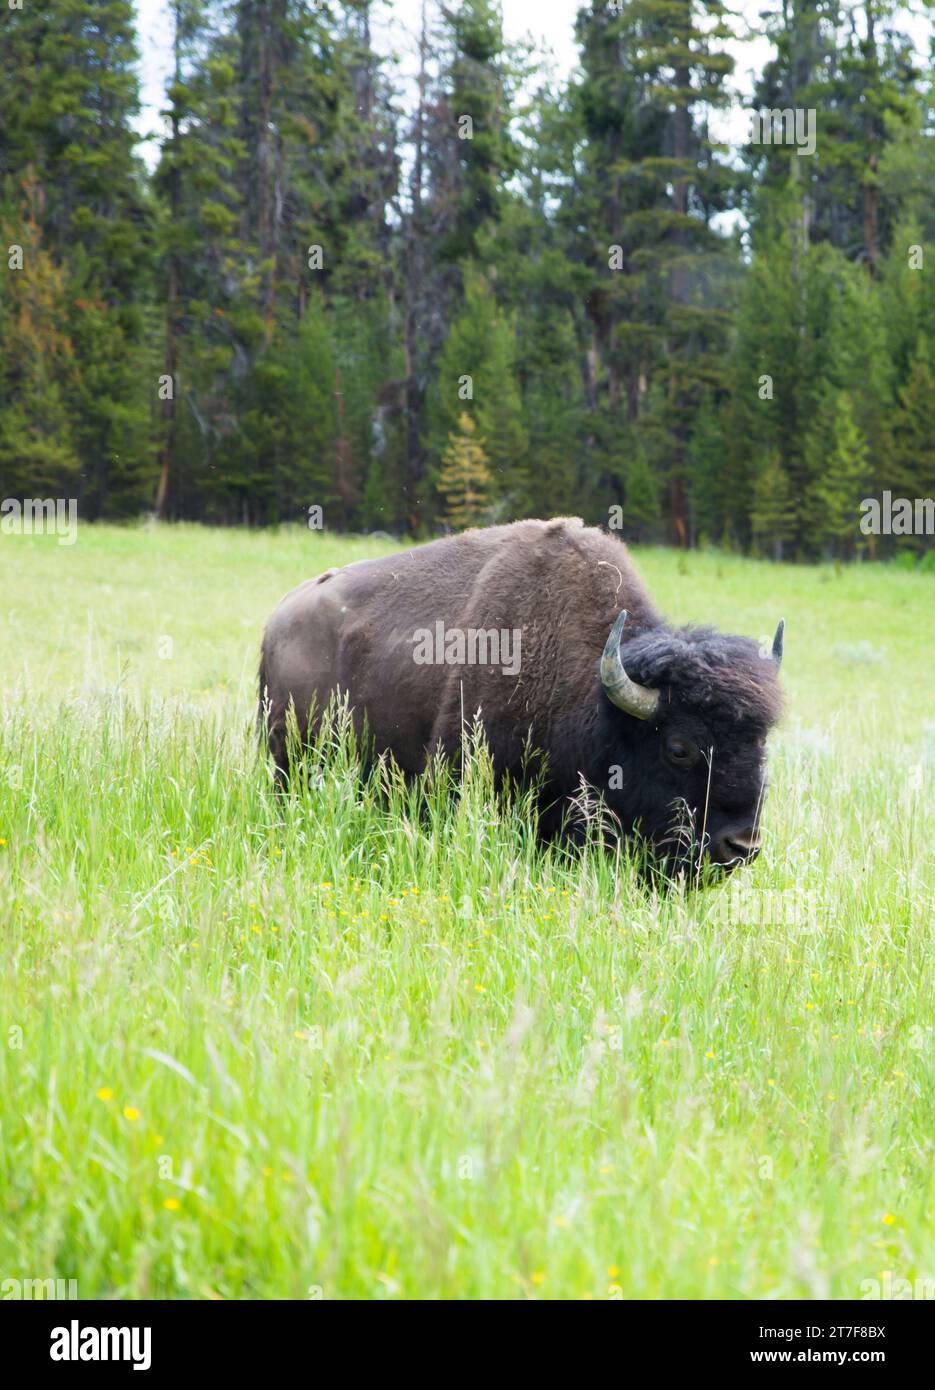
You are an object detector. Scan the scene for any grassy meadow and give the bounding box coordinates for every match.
[0,523,933,1299]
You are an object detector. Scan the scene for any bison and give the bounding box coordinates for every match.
[259,517,783,877]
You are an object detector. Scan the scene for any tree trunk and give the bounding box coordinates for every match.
[155,2,183,520]
[403,1,429,534]
[860,5,879,274]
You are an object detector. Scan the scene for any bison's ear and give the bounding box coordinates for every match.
[601,610,660,720]
[772,619,784,668]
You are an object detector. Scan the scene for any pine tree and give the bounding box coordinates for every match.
[750,453,797,559]
[747,0,919,267]
[0,0,157,516]
[621,445,660,542]
[153,0,213,518]
[437,412,493,530]
[484,77,590,519]
[727,183,890,557]
[688,391,731,545]
[520,304,586,518]
[0,0,931,545]
[891,337,935,503]
[427,274,528,516]
[229,293,338,525]
[806,390,870,556]
[397,0,525,530]
[566,0,741,542]
[434,0,519,268]
[152,7,243,520]
[0,179,79,497]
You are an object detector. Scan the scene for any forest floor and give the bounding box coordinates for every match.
[1,524,933,1298]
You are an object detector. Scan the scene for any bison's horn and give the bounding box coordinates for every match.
[601,610,659,720]
[772,619,784,668]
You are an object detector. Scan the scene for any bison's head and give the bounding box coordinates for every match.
[598,611,784,880]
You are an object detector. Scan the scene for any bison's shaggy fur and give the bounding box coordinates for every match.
[259,518,783,877]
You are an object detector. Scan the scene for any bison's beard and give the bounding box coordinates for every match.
[559,789,751,889]
[643,799,736,888]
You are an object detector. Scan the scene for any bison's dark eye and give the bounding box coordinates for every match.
[664,735,699,770]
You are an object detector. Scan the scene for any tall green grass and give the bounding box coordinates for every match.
[0,525,933,1298]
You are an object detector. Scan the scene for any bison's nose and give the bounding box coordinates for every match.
[712,827,762,865]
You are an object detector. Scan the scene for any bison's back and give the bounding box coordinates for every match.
[259,518,659,780]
